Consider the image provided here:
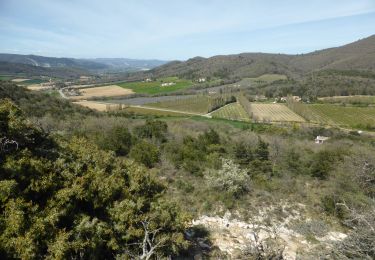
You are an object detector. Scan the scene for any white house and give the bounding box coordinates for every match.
[161,82,176,87]
[198,78,206,83]
[315,136,329,144]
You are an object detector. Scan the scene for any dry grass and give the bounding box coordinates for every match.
[73,101,125,111]
[26,84,47,91]
[251,103,305,122]
[11,78,30,82]
[69,85,134,100]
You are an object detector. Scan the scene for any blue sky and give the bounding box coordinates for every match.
[0,0,374,60]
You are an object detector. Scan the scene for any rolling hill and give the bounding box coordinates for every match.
[147,35,375,79]
[0,54,169,73]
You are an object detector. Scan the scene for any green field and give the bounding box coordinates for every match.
[318,95,375,105]
[307,104,375,128]
[211,102,250,122]
[122,106,190,117]
[118,77,193,94]
[0,75,12,81]
[21,79,47,85]
[146,96,210,114]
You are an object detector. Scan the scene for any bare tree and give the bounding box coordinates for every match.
[331,202,375,259]
[243,226,285,260]
[123,221,166,260]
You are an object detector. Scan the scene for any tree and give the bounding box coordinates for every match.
[130,140,160,168]
[135,120,168,143]
[310,150,337,179]
[96,125,132,155]
[206,159,251,198]
[234,142,253,165]
[255,138,269,161]
[0,99,189,259]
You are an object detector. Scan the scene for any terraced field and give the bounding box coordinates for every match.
[211,102,250,122]
[307,104,375,128]
[118,77,193,94]
[250,103,305,122]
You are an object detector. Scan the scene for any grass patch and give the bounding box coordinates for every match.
[0,75,12,81]
[123,106,192,117]
[118,77,194,94]
[21,79,47,85]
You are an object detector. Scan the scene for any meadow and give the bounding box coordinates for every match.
[211,102,250,122]
[117,77,193,94]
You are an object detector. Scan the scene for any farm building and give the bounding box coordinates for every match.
[198,78,206,83]
[315,136,329,144]
[161,82,176,87]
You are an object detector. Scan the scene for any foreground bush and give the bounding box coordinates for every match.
[0,100,188,259]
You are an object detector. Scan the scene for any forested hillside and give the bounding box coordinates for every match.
[146,35,375,80]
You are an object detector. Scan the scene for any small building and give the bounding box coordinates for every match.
[161,82,176,87]
[198,78,206,83]
[315,136,329,144]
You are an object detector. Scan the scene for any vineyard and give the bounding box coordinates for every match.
[146,94,235,114]
[307,104,375,128]
[211,102,250,122]
[250,103,305,122]
[318,95,375,105]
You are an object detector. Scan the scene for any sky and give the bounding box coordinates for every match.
[0,0,375,60]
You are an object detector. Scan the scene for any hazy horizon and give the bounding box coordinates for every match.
[1,0,375,60]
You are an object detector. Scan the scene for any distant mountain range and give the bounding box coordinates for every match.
[0,54,169,73]
[1,35,374,80]
[148,35,375,79]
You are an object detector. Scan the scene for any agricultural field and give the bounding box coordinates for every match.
[26,84,49,91]
[250,103,305,122]
[123,106,191,117]
[11,78,30,82]
[211,102,250,122]
[69,85,134,100]
[306,104,375,128]
[318,95,375,105]
[73,100,125,111]
[146,95,210,114]
[21,78,47,85]
[231,74,287,88]
[117,77,193,94]
[0,75,12,81]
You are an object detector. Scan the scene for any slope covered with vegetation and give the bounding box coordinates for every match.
[1,81,374,258]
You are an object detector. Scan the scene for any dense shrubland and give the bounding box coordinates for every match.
[1,81,374,258]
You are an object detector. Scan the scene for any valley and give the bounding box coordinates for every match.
[1,34,375,259]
